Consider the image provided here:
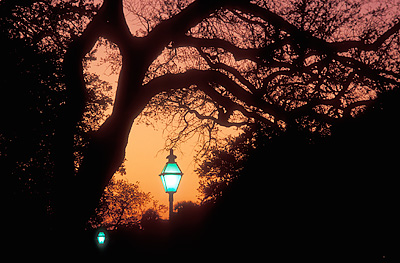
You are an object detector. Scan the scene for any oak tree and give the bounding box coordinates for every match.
[60,0,399,229]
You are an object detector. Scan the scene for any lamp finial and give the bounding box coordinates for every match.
[167,149,177,163]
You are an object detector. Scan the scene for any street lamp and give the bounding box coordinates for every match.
[159,149,183,220]
[95,228,108,250]
[97,231,106,245]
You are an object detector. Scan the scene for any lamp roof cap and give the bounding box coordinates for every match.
[167,149,177,163]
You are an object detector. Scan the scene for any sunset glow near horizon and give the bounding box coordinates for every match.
[121,122,202,212]
[89,59,239,218]
[88,62,205,217]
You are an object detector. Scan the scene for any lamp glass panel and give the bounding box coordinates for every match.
[160,162,182,193]
[162,163,181,174]
[162,174,181,192]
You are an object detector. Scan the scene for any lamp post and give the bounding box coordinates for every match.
[159,149,183,220]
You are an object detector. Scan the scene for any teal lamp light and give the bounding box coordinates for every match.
[95,229,108,250]
[97,231,106,245]
[159,149,183,220]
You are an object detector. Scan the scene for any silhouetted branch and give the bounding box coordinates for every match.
[175,35,261,62]
[335,55,400,89]
[142,69,279,127]
[331,20,400,52]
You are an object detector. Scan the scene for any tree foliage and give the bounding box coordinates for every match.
[198,86,400,209]
[195,89,400,258]
[197,123,275,204]
[0,0,114,228]
[89,178,167,229]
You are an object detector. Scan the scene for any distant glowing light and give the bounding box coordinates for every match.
[97,231,106,245]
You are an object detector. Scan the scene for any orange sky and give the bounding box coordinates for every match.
[118,122,202,211]
[88,65,203,219]
[118,111,238,218]
[117,110,239,218]
[87,46,220,218]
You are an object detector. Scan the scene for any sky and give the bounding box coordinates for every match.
[118,121,202,207]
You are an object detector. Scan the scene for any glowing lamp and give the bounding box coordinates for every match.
[159,149,183,220]
[97,231,106,245]
[159,149,183,193]
[95,229,108,250]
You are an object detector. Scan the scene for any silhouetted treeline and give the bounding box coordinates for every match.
[99,89,399,261]
[0,1,103,254]
[196,89,400,261]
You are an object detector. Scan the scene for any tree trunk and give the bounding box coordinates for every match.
[58,0,224,233]
[55,0,134,231]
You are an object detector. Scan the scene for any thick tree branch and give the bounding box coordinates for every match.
[144,0,246,64]
[175,35,260,62]
[196,47,258,93]
[184,107,247,127]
